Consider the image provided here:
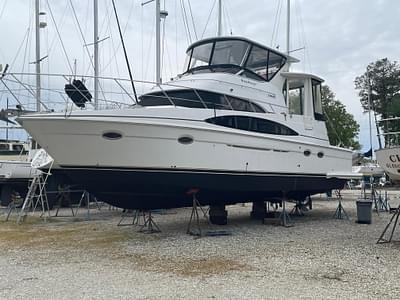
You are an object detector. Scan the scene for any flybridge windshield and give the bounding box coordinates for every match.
[184,38,287,82]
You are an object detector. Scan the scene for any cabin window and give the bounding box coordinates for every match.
[245,46,286,81]
[285,79,304,115]
[206,115,298,135]
[198,91,230,110]
[12,144,24,152]
[189,43,213,70]
[168,90,205,108]
[0,144,9,151]
[139,89,265,113]
[138,93,173,106]
[267,52,285,81]
[211,40,248,66]
[312,79,324,121]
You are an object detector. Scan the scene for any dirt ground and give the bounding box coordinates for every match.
[0,190,399,299]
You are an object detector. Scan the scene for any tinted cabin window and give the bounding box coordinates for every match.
[206,116,298,136]
[0,144,9,151]
[139,93,172,106]
[139,90,265,113]
[312,79,324,121]
[12,144,24,152]
[168,90,204,108]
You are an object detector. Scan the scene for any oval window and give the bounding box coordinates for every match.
[317,151,324,158]
[102,131,123,140]
[178,136,194,145]
[304,150,311,157]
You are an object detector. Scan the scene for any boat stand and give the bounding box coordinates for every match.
[279,195,293,227]
[118,210,146,226]
[377,203,400,244]
[75,191,102,220]
[139,210,161,233]
[372,188,390,213]
[333,190,349,220]
[53,187,75,217]
[290,197,311,216]
[186,189,209,236]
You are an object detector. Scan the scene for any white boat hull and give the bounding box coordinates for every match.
[0,160,41,182]
[18,111,352,209]
[376,147,400,181]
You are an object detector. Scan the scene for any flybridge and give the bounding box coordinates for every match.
[183,37,299,82]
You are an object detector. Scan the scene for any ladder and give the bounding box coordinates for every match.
[17,161,53,224]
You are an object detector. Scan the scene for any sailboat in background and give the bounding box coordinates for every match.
[0,0,46,205]
[376,117,400,182]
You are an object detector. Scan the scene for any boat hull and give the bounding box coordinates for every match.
[53,166,346,209]
[376,147,400,181]
[19,110,352,209]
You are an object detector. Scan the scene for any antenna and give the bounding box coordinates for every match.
[217,0,222,36]
[94,0,99,109]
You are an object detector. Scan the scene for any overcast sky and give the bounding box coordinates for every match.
[0,0,399,151]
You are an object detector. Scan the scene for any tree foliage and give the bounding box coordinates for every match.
[355,58,400,145]
[322,85,360,149]
[355,58,400,118]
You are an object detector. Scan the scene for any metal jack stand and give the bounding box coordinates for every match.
[290,197,311,216]
[377,203,400,244]
[118,210,145,226]
[373,188,389,213]
[75,191,101,220]
[54,187,75,217]
[139,210,161,233]
[186,188,209,236]
[333,190,349,220]
[280,194,293,227]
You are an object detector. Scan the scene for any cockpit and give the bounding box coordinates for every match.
[183,37,287,82]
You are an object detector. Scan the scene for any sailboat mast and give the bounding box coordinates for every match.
[94,0,99,109]
[286,0,290,57]
[285,0,291,104]
[35,0,41,112]
[155,0,161,84]
[218,0,222,36]
[368,73,373,157]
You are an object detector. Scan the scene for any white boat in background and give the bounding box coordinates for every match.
[375,117,400,182]
[0,139,42,205]
[352,163,384,177]
[0,139,40,182]
[18,36,355,210]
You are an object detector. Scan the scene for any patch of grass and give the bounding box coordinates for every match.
[129,253,250,277]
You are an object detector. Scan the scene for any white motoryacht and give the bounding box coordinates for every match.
[375,117,400,182]
[17,36,354,209]
[0,139,40,183]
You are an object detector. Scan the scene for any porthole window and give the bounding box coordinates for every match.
[178,136,194,145]
[304,150,311,157]
[102,131,123,140]
[317,151,324,158]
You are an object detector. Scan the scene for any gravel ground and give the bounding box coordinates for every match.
[1,190,400,300]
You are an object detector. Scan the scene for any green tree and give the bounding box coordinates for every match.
[355,58,400,118]
[322,85,361,149]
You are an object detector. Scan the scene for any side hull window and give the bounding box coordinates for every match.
[206,115,298,136]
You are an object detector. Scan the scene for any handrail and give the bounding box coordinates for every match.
[2,71,287,113]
